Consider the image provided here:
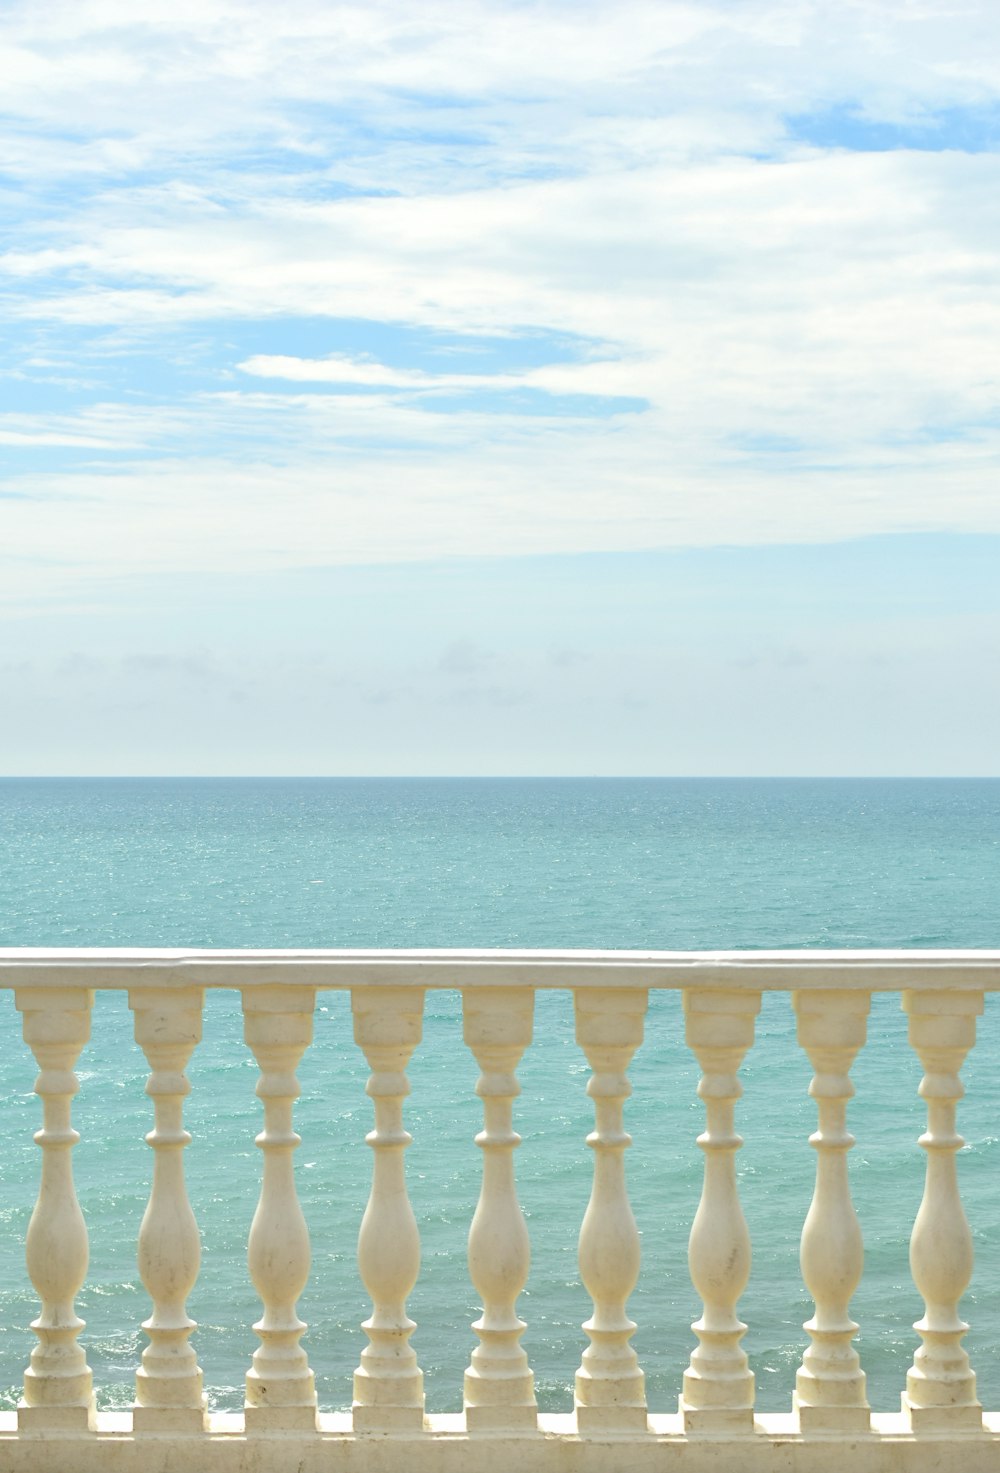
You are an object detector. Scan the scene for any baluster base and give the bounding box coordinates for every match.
[575,1367,647,1433]
[575,1342,647,1433]
[465,1404,538,1431]
[133,1403,208,1434]
[18,1400,96,1433]
[903,1391,983,1434]
[682,1362,754,1413]
[794,1392,871,1435]
[574,1402,648,1433]
[135,1361,206,1419]
[352,1404,426,1432]
[465,1362,537,1430]
[245,1362,318,1433]
[680,1398,754,1435]
[794,1360,869,1432]
[245,1404,319,1433]
[353,1364,425,1433]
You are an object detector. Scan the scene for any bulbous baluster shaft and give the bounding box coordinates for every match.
[243,986,318,1431]
[573,987,648,1433]
[902,988,983,1433]
[129,987,207,1432]
[15,986,96,1431]
[793,989,870,1433]
[463,987,536,1431]
[352,986,426,1432]
[681,988,759,1433]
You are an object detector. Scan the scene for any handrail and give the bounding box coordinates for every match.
[2,946,1000,988]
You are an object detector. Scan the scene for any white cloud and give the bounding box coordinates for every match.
[3,1,1000,609]
[4,408,1000,616]
[3,1,1000,187]
[235,351,643,398]
[0,429,118,448]
[9,147,1000,439]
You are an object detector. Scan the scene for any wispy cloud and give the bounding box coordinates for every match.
[3,1,1000,608]
[236,351,647,403]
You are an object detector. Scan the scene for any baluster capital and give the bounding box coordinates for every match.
[903,987,983,1064]
[243,984,315,1059]
[463,986,533,1060]
[795,987,869,1053]
[16,985,93,1057]
[130,987,203,1062]
[575,986,647,1057]
[352,985,424,1058]
[684,986,760,1058]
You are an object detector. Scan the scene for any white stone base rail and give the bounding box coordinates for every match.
[1,947,1000,1473]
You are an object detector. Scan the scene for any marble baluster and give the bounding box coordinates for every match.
[129,987,207,1432]
[352,986,426,1431]
[902,988,984,1433]
[573,987,648,1432]
[463,987,536,1431]
[681,988,760,1433]
[15,986,96,1431]
[793,989,870,1433]
[243,986,318,1431]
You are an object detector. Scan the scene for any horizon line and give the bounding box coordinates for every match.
[2,774,999,783]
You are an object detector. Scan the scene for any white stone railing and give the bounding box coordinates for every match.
[1,947,1000,1473]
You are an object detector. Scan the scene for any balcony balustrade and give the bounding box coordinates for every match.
[0,947,998,1471]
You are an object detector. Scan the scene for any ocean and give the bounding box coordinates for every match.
[0,776,998,1415]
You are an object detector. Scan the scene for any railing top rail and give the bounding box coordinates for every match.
[1,947,999,991]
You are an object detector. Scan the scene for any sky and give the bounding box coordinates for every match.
[2,0,999,775]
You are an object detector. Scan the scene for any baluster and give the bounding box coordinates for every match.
[902,988,984,1433]
[463,987,536,1431]
[14,987,96,1430]
[680,988,759,1433]
[242,986,318,1431]
[573,987,648,1432]
[129,988,207,1431]
[352,986,426,1431]
[792,989,870,1433]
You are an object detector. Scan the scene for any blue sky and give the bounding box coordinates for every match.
[2,1,999,774]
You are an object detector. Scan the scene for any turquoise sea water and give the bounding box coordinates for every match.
[1,776,999,1415]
